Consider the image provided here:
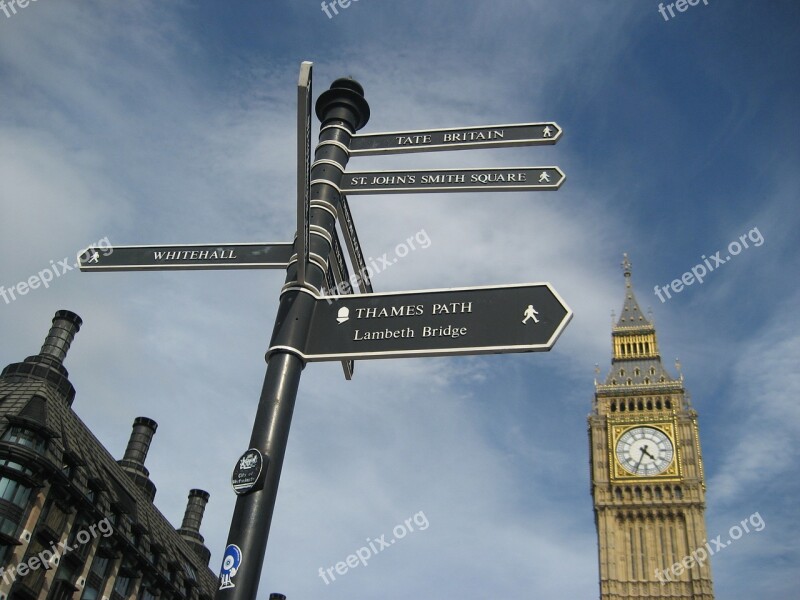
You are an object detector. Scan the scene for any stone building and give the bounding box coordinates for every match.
[0,310,216,599]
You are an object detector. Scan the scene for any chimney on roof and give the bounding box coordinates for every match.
[39,310,82,365]
[117,416,158,501]
[0,310,82,405]
[178,489,211,565]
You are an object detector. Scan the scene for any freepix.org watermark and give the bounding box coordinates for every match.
[321,228,431,303]
[317,510,429,585]
[658,0,710,22]
[0,517,113,585]
[0,236,113,306]
[0,0,39,20]
[653,227,764,303]
[655,511,765,584]
[320,0,363,19]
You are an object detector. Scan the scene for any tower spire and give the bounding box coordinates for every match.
[614,253,651,330]
[601,253,679,386]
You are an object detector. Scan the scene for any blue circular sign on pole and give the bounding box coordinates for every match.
[218,544,242,590]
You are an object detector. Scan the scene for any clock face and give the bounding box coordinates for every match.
[616,426,674,476]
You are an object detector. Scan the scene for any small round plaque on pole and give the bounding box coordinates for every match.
[231,448,266,495]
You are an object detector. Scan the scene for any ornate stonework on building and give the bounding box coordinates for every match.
[588,256,714,599]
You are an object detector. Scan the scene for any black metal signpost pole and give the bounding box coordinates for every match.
[214,78,369,600]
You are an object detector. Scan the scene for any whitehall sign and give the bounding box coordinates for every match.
[78,243,294,271]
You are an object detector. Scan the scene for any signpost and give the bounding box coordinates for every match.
[80,65,571,600]
[275,283,572,361]
[77,242,294,271]
[340,166,565,195]
[348,122,562,155]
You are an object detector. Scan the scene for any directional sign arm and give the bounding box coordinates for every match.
[337,195,373,293]
[340,166,565,195]
[78,243,294,271]
[349,122,562,155]
[324,229,356,380]
[268,283,572,361]
[296,61,313,284]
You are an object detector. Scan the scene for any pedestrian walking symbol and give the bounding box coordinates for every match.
[522,305,539,324]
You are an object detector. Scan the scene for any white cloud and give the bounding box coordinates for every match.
[709,292,800,501]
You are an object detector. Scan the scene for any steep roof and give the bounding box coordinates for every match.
[614,253,653,331]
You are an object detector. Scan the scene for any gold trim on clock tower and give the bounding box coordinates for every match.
[588,254,714,599]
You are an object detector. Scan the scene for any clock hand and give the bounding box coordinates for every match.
[641,445,656,460]
[634,448,646,474]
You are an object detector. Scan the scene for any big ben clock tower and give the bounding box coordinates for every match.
[589,255,714,599]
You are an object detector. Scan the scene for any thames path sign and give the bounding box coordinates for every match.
[81,64,571,600]
[277,283,572,361]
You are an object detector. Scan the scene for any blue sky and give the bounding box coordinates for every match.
[1,1,798,598]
